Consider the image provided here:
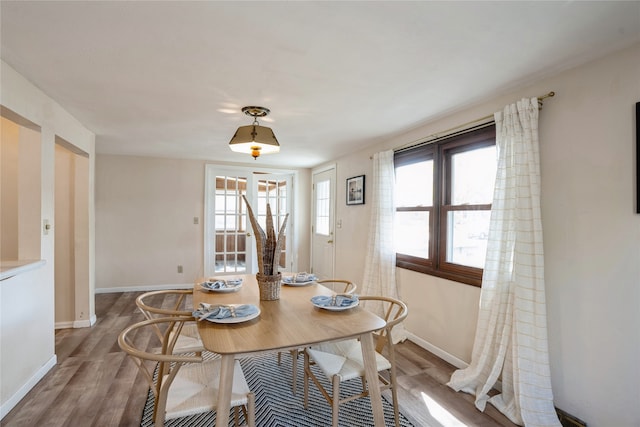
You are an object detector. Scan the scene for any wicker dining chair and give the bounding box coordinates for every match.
[303,295,408,427]
[136,289,205,354]
[277,279,358,394]
[118,316,255,427]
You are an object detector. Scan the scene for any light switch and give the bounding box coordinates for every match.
[193,217,199,225]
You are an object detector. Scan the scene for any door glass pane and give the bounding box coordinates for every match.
[451,146,496,205]
[446,210,491,268]
[395,160,433,207]
[214,175,247,273]
[315,179,330,236]
[395,211,429,258]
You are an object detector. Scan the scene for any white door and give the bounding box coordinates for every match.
[205,166,295,277]
[204,168,253,276]
[311,167,336,280]
[251,173,293,273]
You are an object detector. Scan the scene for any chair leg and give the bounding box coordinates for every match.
[389,349,400,427]
[291,349,298,394]
[233,406,240,426]
[303,350,310,408]
[331,375,340,427]
[247,392,256,427]
[391,385,400,427]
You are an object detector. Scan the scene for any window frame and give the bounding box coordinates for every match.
[394,125,496,287]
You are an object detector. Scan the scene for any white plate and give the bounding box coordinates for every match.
[282,279,316,286]
[202,305,261,324]
[200,279,243,293]
[312,300,359,311]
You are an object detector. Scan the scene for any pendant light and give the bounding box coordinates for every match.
[228,106,280,160]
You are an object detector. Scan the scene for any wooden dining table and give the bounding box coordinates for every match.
[193,273,387,427]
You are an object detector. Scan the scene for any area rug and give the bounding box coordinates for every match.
[140,351,415,427]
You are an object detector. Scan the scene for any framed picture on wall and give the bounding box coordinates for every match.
[346,175,365,205]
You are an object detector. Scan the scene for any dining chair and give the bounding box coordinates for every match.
[118,316,256,427]
[136,289,204,354]
[303,295,408,427]
[277,279,358,394]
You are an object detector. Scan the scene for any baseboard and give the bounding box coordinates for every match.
[406,332,469,369]
[406,333,508,394]
[56,314,97,330]
[73,314,97,328]
[54,321,74,330]
[95,283,193,294]
[0,354,57,420]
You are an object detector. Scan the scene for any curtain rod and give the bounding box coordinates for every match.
[389,91,555,154]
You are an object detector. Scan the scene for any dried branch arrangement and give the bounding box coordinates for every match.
[242,195,289,276]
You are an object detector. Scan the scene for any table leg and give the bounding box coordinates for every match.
[216,354,235,427]
[360,332,385,427]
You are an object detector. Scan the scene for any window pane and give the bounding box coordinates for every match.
[447,210,491,268]
[395,211,429,258]
[395,160,433,207]
[451,146,496,205]
[315,179,330,236]
[215,214,225,230]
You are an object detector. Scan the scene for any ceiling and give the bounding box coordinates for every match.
[2,1,639,168]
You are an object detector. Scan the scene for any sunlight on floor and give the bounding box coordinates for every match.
[421,392,467,426]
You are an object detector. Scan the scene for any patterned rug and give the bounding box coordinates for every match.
[141,351,415,427]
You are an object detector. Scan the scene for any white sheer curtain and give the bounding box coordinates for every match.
[447,98,560,426]
[361,150,407,342]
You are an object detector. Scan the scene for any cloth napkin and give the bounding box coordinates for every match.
[311,294,359,307]
[283,273,317,283]
[193,302,259,321]
[201,278,242,290]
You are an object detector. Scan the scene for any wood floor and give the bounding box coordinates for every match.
[2,291,518,427]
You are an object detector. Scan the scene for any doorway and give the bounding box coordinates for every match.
[54,139,91,328]
[204,165,294,277]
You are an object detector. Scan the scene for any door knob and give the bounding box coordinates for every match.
[327,240,334,244]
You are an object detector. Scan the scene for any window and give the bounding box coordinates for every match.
[394,125,496,286]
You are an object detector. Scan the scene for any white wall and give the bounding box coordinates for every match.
[95,154,311,291]
[327,43,640,426]
[0,60,95,418]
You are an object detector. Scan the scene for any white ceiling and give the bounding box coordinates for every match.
[2,1,639,168]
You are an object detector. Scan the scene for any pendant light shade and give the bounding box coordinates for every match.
[229,106,280,160]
